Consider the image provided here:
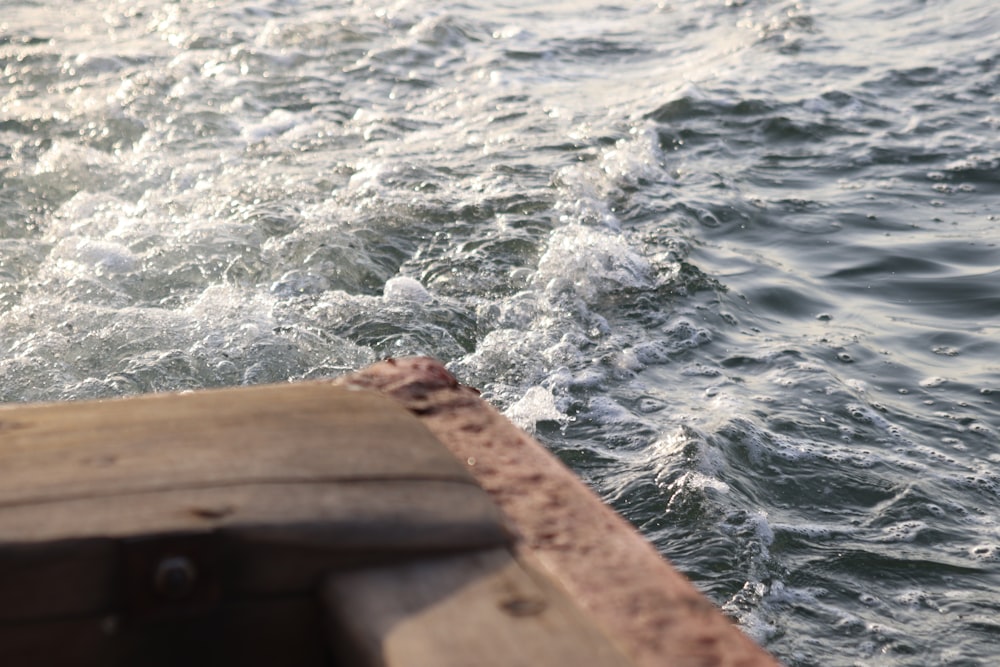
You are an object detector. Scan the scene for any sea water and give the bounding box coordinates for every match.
[2,1,998,664]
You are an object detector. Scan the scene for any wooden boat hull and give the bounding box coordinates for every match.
[0,357,780,667]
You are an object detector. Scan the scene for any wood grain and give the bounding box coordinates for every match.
[325,547,635,667]
[0,383,473,508]
[0,383,510,626]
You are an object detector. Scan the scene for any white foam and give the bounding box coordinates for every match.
[33,139,113,176]
[672,471,730,495]
[504,386,565,433]
[46,238,138,279]
[584,395,636,425]
[598,125,674,190]
[383,276,433,304]
[241,108,308,142]
[878,520,928,543]
[967,544,1000,561]
[533,223,654,302]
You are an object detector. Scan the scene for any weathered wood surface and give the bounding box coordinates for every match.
[0,382,474,505]
[334,357,783,667]
[0,360,781,667]
[0,383,507,547]
[325,547,635,667]
[0,383,511,653]
[0,480,504,548]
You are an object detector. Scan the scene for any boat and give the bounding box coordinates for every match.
[0,356,780,666]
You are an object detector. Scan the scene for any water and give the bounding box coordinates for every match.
[2,0,998,663]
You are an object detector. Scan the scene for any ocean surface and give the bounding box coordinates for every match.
[2,0,998,663]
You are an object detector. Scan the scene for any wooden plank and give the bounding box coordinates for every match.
[0,480,507,549]
[0,382,509,547]
[0,480,510,622]
[0,383,511,624]
[0,362,783,666]
[0,383,472,508]
[323,548,635,667]
[334,357,784,667]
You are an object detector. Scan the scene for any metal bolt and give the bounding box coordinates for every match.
[154,555,197,601]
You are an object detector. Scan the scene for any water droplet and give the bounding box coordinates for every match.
[849,407,871,423]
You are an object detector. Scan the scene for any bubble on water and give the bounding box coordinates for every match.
[923,503,946,517]
[346,159,392,195]
[795,361,825,373]
[966,422,993,437]
[968,544,1000,561]
[597,125,673,191]
[533,223,655,301]
[270,269,332,296]
[504,385,565,433]
[680,363,721,377]
[879,520,928,543]
[584,395,639,426]
[769,581,831,607]
[893,589,932,607]
[670,470,731,496]
[723,579,779,644]
[919,376,947,388]
[636,396,666,413]
[748,510,775,547]
[847,404,873,423]
[241,108,308,142]
[844,378,866,392]
[33,139,113,177]
[859,592,882,607]
[452,327,553,398]
[47,237,139,278]
[383,276,433,304]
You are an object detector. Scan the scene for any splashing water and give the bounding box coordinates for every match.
[3,1,1000,664]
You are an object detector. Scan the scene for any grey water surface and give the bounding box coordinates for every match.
[2,0,999,664]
